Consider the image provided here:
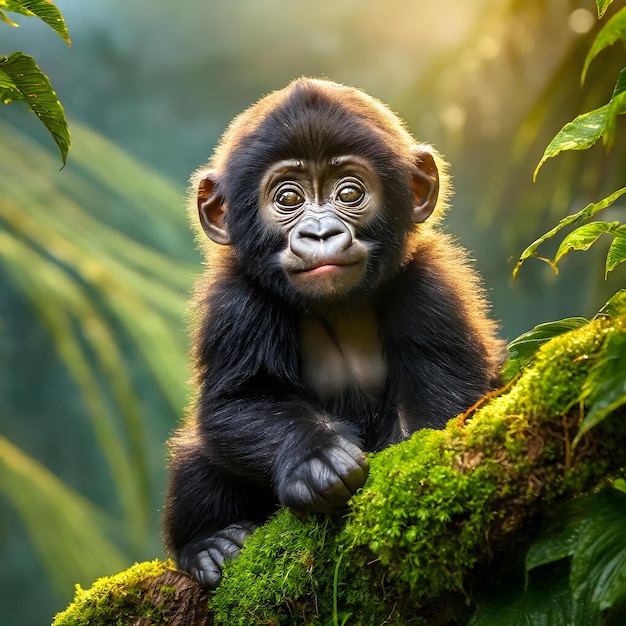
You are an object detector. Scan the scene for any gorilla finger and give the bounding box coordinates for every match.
[321,474,354,508]
[206,545,227,566]
[191,567,204,586]
[325,447,368,492]
[335,438,369,472]
[304,457,355,506]
[195,550,222,588]
[306,456,336,489]
[216,522,256,547]
[212,538,241,560]
[282,477,334,513]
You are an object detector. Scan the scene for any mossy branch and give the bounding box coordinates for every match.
[54,315,626,625]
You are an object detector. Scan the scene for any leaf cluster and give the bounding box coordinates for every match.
[0,0,70,162]
[498,3,626,621]
[516,0,626,279]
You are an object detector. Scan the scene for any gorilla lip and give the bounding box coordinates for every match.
[299,262,358,275]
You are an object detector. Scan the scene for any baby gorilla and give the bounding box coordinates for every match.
[163,78,504,588]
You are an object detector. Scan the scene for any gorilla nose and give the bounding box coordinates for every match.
[298,216,345,241]
[291,216,353,258]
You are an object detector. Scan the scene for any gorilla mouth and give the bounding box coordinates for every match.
[289,260,368,299]
[298,262,359,275]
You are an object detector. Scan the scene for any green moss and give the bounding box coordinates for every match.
[344,427,499,602]
[214,316,624,623]
[53,559,173,625]
[53,315,626,624]
[212,511,332,623]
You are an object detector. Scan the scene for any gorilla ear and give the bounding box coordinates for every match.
[197,169,231,245]
[410,147,440,224]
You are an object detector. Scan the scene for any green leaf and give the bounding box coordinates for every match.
[0,63,21,101]
[503,318,589,381]
[0,0,30,16]
[583,7,626,83]
[597,0,615,19]
[0,51,70,163]
[0,0,70,45]
[554,221,621,264]
[527,490,626,616]
[533,105,609,180]
[605,68,626,147]
[615,478,626,493]
[513,188,626,278]
[606,227,626,274]
[568,491,626,610]
[535,70,626,176]
[575,326,626,444]
[595,289,626,318]
[0,8,19,25]
[471,560,580,626]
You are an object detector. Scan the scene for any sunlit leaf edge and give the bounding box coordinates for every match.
[0,0,70,44]
[597,0,615,19]
[535,69,626,178]
[533,105,609,181]
[605,228,626,274]
[595,289,626,318]
[513,188,626,279]
[582,7,626,84]
[554,220,621,264]
[502,317,589,381]
[604,69,626,147]
[0,0,31,17]
[0,7,20,25]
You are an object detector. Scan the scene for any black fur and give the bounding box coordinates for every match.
[163,78,504,587]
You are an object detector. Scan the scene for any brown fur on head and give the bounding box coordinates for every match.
[189,78,451,261]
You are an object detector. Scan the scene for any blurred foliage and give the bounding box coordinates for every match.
[401,0,626,250]
[0,434,126,592]
[0,118,196,623]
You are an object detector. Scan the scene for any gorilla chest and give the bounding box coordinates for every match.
[298,308,388,399]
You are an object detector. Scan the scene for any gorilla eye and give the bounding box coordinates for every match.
[335,181,365,207]
[275,188,304,210]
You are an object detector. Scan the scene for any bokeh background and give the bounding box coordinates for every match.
[1,0,625,623]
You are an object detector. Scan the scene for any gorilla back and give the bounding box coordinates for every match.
[163,78,505,588]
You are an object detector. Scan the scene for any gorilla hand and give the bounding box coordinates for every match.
[276,437,368,513]
[179,521,257,588]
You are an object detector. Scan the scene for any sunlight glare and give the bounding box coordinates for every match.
[568,8,595,34]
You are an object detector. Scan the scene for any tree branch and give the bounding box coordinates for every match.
[54,313,626,625]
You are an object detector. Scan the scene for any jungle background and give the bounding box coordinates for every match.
[1,0,625,624]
